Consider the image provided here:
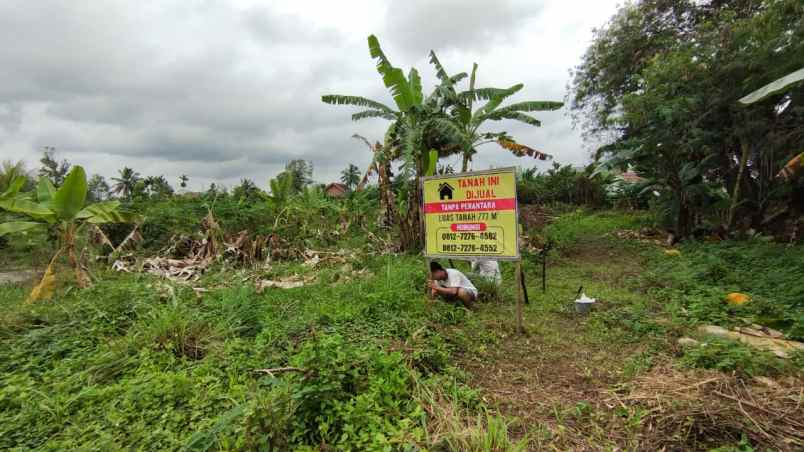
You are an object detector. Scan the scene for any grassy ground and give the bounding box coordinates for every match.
[1,209,801,450]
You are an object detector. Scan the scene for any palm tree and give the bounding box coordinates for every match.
[233,178,260,201]
[340,164,361,190]
[428,52,562,171]
[179,174,189,189]
[143,175,173,198]
[111,167,141,199]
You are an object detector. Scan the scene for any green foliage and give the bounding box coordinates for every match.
[281,159,314,193]
[143,175,174,199]
[518,162,609,206]
[543,209,648,250]
[0,252,500,450]
[0,160,33,194]
[572,0,804,237]
[231,178,262,203]
[645,240,804,339]
[680,337,790,378]
[86,174,110,202]
[0,167,133,233]
[38,149,70,187]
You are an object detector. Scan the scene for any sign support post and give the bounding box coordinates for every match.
[515,259,523,333]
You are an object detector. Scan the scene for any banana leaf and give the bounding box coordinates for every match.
[52,166,88,220]
[0,221,44,236]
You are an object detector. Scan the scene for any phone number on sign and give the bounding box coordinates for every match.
[440,232,498,241]
[440,244,498,253]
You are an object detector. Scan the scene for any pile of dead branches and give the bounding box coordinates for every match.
[610,364,803,450]
[113,211,300,281]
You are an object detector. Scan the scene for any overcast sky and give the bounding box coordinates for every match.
[0,0,621,191]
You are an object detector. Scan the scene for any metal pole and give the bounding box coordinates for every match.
[520,264,530,305]
[516,260,523,333]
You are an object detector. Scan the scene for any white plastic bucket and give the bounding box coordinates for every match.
[574,293,596,314]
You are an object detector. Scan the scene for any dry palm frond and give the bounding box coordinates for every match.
[497,139,552,160]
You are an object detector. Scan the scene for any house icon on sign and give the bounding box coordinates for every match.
[438,183,454,200]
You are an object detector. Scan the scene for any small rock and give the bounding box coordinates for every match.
[678,337,700,347]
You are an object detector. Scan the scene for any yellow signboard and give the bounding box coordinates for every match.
[422,167,519,260]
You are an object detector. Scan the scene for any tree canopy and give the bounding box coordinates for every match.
[571,0,804,236]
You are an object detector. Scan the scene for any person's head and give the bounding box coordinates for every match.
[430,261,447,280]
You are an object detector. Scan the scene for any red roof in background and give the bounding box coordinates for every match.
[324,182,349,197]
[620,171,645,183]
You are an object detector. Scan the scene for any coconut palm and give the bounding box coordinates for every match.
[111,167,141,199]
[143,175,173,198]
[340,164,361,190]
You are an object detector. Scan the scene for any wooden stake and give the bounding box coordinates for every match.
[515,260,524,334]
[542,251,547,293]
[425,258,433,299]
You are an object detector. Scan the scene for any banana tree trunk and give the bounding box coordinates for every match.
[64,225,91,288]
[378,161,396,228]
[727,138,751,231]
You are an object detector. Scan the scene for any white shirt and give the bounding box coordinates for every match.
[437,268,477,293]
[471,259,501,284]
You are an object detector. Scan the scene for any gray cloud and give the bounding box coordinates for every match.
[0,0,620,189]
[384,0,543,58]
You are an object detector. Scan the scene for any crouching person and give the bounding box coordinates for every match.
[427,261,477,308]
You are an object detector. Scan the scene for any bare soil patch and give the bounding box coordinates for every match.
[0,270,37,285]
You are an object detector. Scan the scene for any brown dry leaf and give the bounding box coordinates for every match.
[497,139,553,160]
[26,249,61,304]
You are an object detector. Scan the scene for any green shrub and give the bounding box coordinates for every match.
[646,240,804,339]
[278,334,425,449]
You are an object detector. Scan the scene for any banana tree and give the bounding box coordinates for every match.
[323,35,463,250]
[0,166,134,302]
[352,134,397,228]
[428,52,562,171]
